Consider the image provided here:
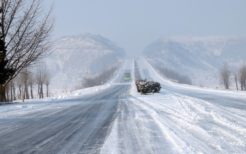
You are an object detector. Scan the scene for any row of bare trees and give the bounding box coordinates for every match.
[82,66,118,88]
[220,63,246,90]
[0,0,53,102]
[239,65,246,90]
[5,67,50,102]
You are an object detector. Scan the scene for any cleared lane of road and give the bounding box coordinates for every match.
[0,84,129,154]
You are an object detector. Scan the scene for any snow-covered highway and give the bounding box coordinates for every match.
[0,60,245,154]
[0,84,129,154]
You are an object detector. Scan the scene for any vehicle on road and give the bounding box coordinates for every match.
[123,72,131,81]
[135,80,161,94]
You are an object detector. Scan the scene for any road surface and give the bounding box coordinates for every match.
[0,60,245,154]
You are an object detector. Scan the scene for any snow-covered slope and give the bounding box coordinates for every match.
[143,37,246,87]
[44,34,125,92]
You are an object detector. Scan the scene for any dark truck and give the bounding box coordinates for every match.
[135,80,161,94]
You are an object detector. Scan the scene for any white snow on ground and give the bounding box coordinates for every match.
[139,57,246,99]
[0,61,129,119]
[0,58,246,153]
[0,87,103,119]
[0,101,79,119]
[60,60,129,98]
[101,58,246,154]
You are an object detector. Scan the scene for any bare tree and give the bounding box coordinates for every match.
[0,0,53,102]
[11,80,16,101]
[5,83,9,101]
[6,79,16,101]
[16,75,22,100]
[36,66,49,99]
[44,71,50,97]
[239,65,246,91]
[28,72,34,99]
[234,73,239,91]
[36,70,43,99]
[220,63,230,89]
[19,68,30,100]
[82,66,118,88]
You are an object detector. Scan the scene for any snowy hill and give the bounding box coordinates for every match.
[143,37,246,87]
[44,34,125,92]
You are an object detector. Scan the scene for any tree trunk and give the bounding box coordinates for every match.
[18,85,22,99]
[0,85,6,102]
[41,84,43,98]
[24,84,29,99]
[37,84,40,98]
[235,75,238,91]
[46,84,49,97]
[6,85,9,101]
[38,84,41,99]
[30,84,33,99]
[10,84,13,101]
[244,81,246,91]
[13,84,16,100]
[236,82,238,91]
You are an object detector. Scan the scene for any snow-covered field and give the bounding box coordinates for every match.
[0,59,245,154]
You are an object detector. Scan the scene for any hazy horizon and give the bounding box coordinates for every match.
[44,0,246,55]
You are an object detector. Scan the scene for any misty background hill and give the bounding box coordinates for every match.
[44,34,125,92]
[143,37,246,87]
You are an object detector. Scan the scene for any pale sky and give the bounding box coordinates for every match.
[44,0,246,55]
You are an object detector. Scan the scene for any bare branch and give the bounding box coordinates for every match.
[0,0,53,101]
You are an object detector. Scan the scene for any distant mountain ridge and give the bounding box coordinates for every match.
[44,34,125,92]
[143,37,246,87]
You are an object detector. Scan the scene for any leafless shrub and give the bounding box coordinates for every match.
[82,66,118,88]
